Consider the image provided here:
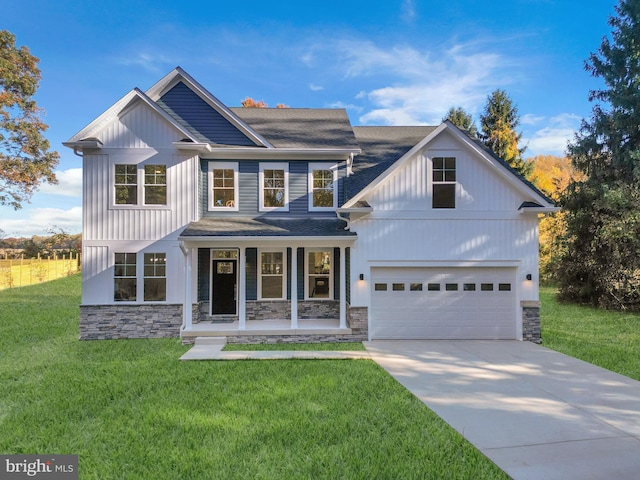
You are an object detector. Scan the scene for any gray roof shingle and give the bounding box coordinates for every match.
[181,217,356,237]
[231,108,359,149]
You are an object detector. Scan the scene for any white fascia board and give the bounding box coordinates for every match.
[342,123,448,208]
[64,88,199,148]
[145,67,274,149]
[201,147,361,161]
[518,206,561,215]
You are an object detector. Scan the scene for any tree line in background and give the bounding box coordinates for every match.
[2,0,640,312]
[446,0,640,312]
[0,227,81,259]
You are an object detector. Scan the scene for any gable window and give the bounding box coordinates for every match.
[115,165,138,205]
[259,250,286,299]
[259,163,289,211]
[432,157,456,209]
[144,253,166,301]
[309,163,337,210]
[208,162,238,210]
[113,163,167,207]
[114,253,137,301]
[307,250,332,299]
[144,165,167,205]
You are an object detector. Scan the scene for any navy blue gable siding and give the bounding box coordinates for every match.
[289,162,309,214]
[197,248,210,302]
[158,82,256,146]
[246,248,257,301]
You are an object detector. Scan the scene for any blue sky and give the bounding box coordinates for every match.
[1,0,617,237]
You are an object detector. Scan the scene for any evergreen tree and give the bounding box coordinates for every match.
[479,89,531,177]
[558,0,640,310]
[443,106,478,137]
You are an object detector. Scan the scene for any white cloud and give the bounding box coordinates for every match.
[328,40,515,126]
[309,83,324,91]
[1,206,82,238]
[523,113,581,157]
[38,168,82,198]
[115,52,178,73]
[401,0,417,24]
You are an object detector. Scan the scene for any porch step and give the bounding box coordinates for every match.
[195,336,227,346]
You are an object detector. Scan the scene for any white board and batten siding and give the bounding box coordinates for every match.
[81,100,199,305]
[348,130,540,339]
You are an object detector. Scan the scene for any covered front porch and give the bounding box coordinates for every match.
[178,217,358,342]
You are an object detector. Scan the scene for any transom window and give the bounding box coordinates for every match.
[114,164,167,206]
[114,253,137,301]
[307,250,332,299]
[260,250,286,299]
[432,157,456,209]
[260,163,289,211]
[208,162,238,210]
[309,163,337,210]
[143,253,166,301]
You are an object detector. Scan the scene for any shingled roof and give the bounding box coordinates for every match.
[231,108,359,150]
[346,126,436,201]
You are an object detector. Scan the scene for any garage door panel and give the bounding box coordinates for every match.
[371,267,517,340]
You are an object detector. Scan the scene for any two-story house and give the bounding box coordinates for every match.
[64,67,556,344]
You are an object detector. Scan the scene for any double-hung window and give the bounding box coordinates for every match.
[309,163,337,211]
[432,157,456,209]
[113,163,167,207]
[144,253,167,301]
[208,162,238,210]
[259,250,286,299]
[306,250,332,299]
[259,163,288,211]
[114,253,137,301]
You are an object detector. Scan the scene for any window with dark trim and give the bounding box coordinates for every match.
[374,283,388,291]
[392,283,405,291]
[428,283,440,291]
[498,283,512,291]
[445,283,458,291]
[481,283,494,291]
[432,157,456,209]
[410,283,423,291]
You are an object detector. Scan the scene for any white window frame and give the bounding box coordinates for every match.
[308,162,338,211]
[305,249,333,300]
[259,163,289,212]
[208,161,239,211]
[431,156,457,209]
[110,160,169,209]
[257,248,287,300]
[143,252,167,302]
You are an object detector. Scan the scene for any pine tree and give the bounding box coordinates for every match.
[443,106,478,137]
[558,0,640,310]
[479,89,531,177]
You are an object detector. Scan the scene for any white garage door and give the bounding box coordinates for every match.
[370,267,517,340]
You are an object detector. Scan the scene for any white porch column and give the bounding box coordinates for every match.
[183,246,193,331]
[291,246,298,328]
[239,246,246,330]
[339,246,347,329]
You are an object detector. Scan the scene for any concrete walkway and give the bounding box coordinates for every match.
[364,340,640,480]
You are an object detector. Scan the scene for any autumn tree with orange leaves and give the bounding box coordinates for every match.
[241,97,289,108]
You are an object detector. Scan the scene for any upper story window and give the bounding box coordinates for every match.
[309,163,337,211]
[208,162,238,211]
[144,165,167,205]
[113,163,167,207]
[259,163,289,212]
[432,157,456,209]
[115,165,138,205]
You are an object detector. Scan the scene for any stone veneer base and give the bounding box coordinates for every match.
[80,304,182,340]
[522,301,541,344]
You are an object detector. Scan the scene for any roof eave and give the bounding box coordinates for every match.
[200,147,361,160]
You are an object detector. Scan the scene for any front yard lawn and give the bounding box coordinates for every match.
[0,275,507,479]
[541,286,640,381]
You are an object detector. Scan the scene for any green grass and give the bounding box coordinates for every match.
[0,275,507,479]
[223,342,366,351]
[541,286,640,380]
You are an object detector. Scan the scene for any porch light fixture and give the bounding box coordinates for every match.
[526,274,532,281]
[359,274,364,281]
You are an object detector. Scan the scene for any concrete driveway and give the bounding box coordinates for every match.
[364,340,640,480]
